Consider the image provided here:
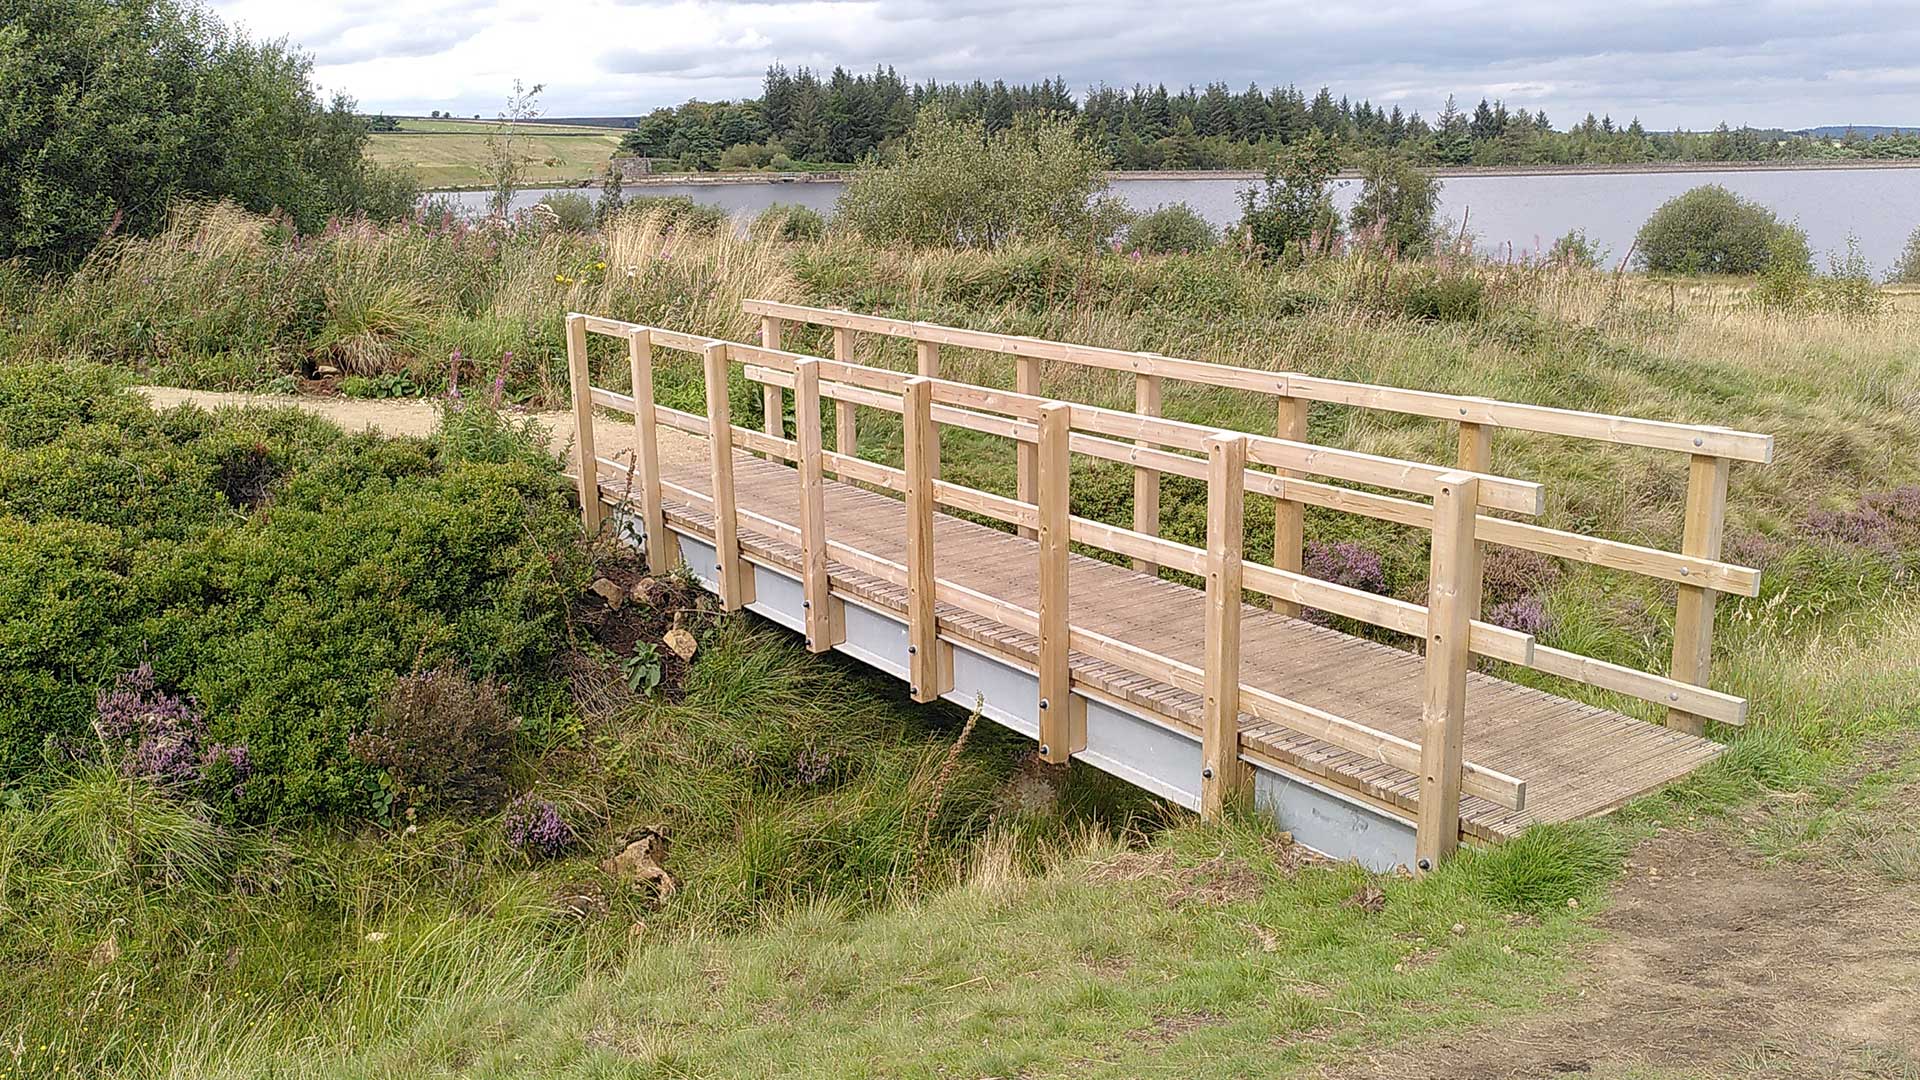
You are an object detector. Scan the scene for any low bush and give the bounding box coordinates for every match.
[1347,150,1440,256]
[1395,267,1487,322]
[1893,225,1920,284]
[1634,185,1806,275]
[1546,228,1605,269]
[749,203,827,242]
[835,109,1126,249]
[541,192,597,233]
[0,365,584,822]
[350,666,520,816]
[1122,203,1217,254]
[618,195,730,235]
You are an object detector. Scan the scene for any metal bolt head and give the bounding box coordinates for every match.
[1201,766,1215,780]
[907,645,916,655]
[1038,697,1050,710]
[1038,744,1051,757]
[910,686,918,696]
[802,600,811,609]
[1693,437,1704,447]
[1417,857,1433,872]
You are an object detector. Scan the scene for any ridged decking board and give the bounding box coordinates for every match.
[593,447,1724,846]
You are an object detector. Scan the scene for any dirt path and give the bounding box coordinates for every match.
[132,386,706,475]
[1329,810,1920,1078]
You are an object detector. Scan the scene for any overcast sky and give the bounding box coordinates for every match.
[207,0,1920,130]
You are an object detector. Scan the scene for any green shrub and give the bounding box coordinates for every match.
[834,109,1126,249]
[0,365,584,821]
[619,196,730,235]
[1892,225,1920,284]
[1237,131,1343,262]
[0,0,417,265]
[1122,203,1216,254]
[541,192,597,232]
[1634,185,1806,275]
[1394,267,1487,322]
[1547,228,1605,269]
[1814,236,1884,317]
[750,203,827,242]
[1346,150,1439,256]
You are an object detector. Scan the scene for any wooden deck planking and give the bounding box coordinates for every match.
[602,446,1723,843]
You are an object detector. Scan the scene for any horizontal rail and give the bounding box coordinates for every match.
[721,337,1543,515]
[740,300,1772,463]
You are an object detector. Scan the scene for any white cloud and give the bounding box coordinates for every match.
[206,0,1920,127]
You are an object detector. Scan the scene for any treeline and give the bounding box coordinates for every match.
[618,64,1920,172]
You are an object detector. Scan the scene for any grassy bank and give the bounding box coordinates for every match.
[4,204,1920,1075]
[365,118,624,190]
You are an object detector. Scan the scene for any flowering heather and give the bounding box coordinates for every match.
[1481,547,1563,606]
[1299,540,1388,626]
[1489,596,1553,638]
[503,795,574,858]
[1804,489,1920,557]
[93,664,249,794]
[794,746,832,786]
[1303,540,1388,594]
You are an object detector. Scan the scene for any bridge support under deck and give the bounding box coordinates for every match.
[632,513,1422,871]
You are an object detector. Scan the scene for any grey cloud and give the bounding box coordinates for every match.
[295,0,1920,128]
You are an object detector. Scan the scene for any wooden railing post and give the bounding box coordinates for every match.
[759,316,785,439]
[1035,401,1081,762]
[1416,472,1479,870]
[1015,355,1041,539]
[1455,421,1492,617]
[1131,374,1163,574]
[1271,395,1308,616]
[916,341,941,480]
[903,377,943,702]
[703,341,751,611]
[832,327,857,472]
[627,328,668,575]
[1201,432,1248,820]
[793,360,839,653]
[565,314,605,536]
[1668,453,1729,735]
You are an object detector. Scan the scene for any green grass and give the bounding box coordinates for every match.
[368,128,623,189]
[392,118,620,135]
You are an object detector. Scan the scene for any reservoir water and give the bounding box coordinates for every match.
[439,167,1920,275]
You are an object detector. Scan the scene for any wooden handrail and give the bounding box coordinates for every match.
[739,300,1774,462]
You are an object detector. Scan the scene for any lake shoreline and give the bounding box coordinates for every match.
[423,157,1920,193]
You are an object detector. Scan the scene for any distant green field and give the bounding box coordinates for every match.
[390,117,618,135]
[368,122,624,189]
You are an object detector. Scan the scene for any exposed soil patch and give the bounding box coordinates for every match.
[1326,825,1920,1079]
[569,558,705,706]
[1128,1010,1222,1048]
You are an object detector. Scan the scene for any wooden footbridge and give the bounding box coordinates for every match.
[563,303,1770,870]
